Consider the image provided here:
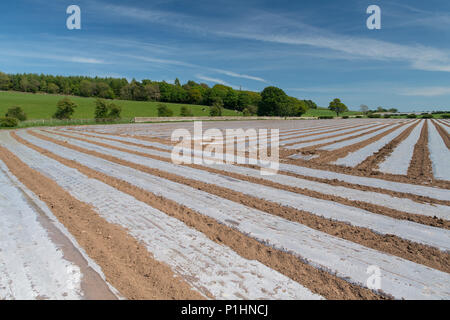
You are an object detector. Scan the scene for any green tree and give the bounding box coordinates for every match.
[0,72,10,90]
[180,106,193,117]
[108,103,122,119]
[209,103,223,117]
[94,99,109,121]
[53,98,77,120]
[224,90,239,110]
[5,106,27,121]
[80,80,95,97]
[157,103,173,117]
[188,88,203,104]
[47,83,60,94]
[95,99,122,121]
[258,86,289,116]
[144,84,161,101]
[328,98,348,116]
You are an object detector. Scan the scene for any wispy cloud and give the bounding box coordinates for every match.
[195,75,239,89]
[211,68,267,82]
[399,87,450,97]
[0,50,105,64]
[101,3,450,73]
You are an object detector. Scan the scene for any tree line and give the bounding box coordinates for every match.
[0,72,318,117]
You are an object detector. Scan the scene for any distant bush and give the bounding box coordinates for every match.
[94,99,122,122]
[53,98,77,120]
[368,114,381,118]
[342,115,349,119]
[180,106,193,117]
[0,117,19,127]
[157,103,173,117]
[209,104,223,117]
[421,114,433,119]
[108,103,122,120]
[243,108,251,116]
[407,114,417,118]
[383,114,391,118]
[441,114,450,119]
[355,116,363,118]
[318,115,334,119]
[246,105,258,115]
[5,106,27,121]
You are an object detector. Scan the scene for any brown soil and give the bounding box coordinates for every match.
[14,132,385,300]
[0,140,204,300]
[407,120,434,183]
[25,130,450,274]
[432,120,450,149]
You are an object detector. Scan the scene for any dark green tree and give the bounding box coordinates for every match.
[5,106,27,121]
[258,86,289,116]
[53,98,77,120]
[328,98,348,116]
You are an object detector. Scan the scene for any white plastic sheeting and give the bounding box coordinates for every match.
[29,130,450,248]
[334,121,417,167]
[428,121,450,181]
[44,129,450,219]
[2,133,321,300]
[378,121,424,175]
[283,123,387,149]
[13,131,450,299]
[0,161,83,300]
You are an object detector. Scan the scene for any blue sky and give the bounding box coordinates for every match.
[1,0,449,111]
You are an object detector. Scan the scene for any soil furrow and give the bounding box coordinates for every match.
[432,120,450,149]
[407,120,434,183]
[41,129,450,228]
[0,142,204,300]
[23,130,450,274]
[11,132,384,300]
[356,121,420,172]
[314,123,408,164]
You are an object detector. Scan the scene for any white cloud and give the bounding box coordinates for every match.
[102,3,450,73]
[399,87,450,97]
[211,68,267,83]
[195,75,239,89]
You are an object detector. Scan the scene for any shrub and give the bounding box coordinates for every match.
[0,117,19,127]
[368,114,381,118]
[318,115,334,119]
[108,103,122,119]
[157,103,173,117]
[209,104,223,117]
[243,108,251,116]
[406,114,417,118]
[246,105,258,115]
[441,114,450,119]
[180,106,193,117]
[355,116,363,118]
[383,114,391,118]
[53,98,77,120]
[5,106,27,121]
[342,115,349,119]
[421,114,433,119]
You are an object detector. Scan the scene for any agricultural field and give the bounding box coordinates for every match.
[0,118,449,300]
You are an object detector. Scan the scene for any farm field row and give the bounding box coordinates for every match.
[0,119,448,300]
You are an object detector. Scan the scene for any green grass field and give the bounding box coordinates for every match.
[303,107,362,117]
[0,91,242,120]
